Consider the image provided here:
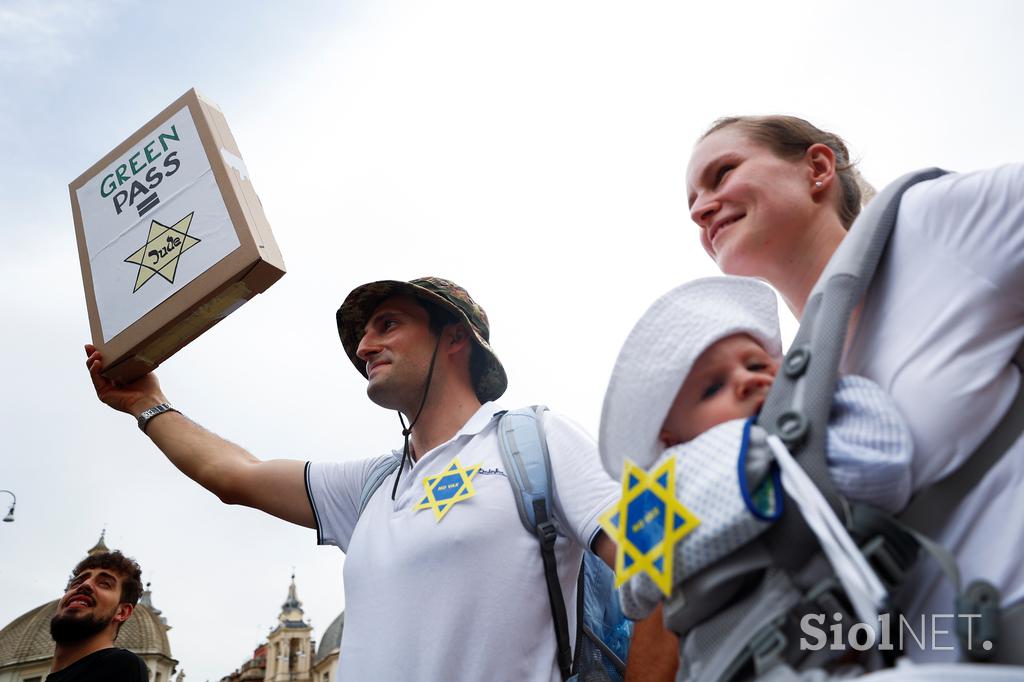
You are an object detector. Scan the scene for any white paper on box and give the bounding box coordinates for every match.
[76,106,241,342]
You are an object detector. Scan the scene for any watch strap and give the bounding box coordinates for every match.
[137,403,179,433]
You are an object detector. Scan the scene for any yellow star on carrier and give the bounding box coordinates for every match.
[414,456,481,522]
[124,212,201,292]
[599,458,699,596]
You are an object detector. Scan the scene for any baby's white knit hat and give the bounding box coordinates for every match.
[599,277,783,479]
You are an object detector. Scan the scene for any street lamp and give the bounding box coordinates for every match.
[1,490,15,522]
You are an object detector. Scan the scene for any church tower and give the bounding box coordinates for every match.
[264,574,314,682]
[87,528,110,556]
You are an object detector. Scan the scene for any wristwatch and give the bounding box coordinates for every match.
[137,403,179,433]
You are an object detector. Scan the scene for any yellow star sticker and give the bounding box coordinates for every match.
[599,457,700,596]
[414,456,481,522]
[124,212,201,292]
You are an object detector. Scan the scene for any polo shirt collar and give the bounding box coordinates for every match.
[451,401,506,440]
[406,402,506,468]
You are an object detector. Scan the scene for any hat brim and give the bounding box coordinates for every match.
[336,280,508,402]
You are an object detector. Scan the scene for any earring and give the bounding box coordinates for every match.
[814,180,823,188]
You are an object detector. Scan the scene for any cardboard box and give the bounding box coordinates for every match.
[70,88,285,383]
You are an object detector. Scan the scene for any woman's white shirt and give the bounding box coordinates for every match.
[843,162,1024,661]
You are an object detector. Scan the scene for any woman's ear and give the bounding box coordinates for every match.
[806,142,837,193]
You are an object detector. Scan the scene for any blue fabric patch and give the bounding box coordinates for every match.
[738,417,783,522]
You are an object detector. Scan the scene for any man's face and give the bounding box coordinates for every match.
[50,567,130,644]
[659,334,778,447]
[356,294,440,411]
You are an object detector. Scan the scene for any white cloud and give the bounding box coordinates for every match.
[0,0,114,73]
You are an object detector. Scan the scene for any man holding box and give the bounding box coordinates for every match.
[86,276,617,681]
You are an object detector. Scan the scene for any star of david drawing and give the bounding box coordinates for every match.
[414,456,481,522]
[599,457,700,596]
[123,212,201,293]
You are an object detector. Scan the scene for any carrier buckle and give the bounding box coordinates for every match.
[749,617,788,675]
[957,580,1000,662]
[860,535,908,591]
[805,578,851,624]
[535,520,558,548]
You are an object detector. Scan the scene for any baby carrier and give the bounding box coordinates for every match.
[664,169,1024,681]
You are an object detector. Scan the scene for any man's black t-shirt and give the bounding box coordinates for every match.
[47,647,148,681]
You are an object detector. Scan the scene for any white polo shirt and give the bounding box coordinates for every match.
[306,402,619,681]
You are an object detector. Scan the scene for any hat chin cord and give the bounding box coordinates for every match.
[391,333,443,500]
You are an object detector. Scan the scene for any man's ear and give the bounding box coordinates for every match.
[446,323,471,354]
[113,603,133,624]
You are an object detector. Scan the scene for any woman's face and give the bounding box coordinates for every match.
[686,126,816,278]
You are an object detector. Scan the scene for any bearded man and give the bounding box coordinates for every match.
[48,550,149,681]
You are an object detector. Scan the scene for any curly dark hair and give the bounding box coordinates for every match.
[69,551,144,606]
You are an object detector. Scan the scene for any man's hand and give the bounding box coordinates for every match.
[625,604,679,682]
[85,344,167,417]
[593,529,617,570]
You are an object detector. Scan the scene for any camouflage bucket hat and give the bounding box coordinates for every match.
[336,276,508,402]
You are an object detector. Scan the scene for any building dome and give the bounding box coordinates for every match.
[314,611,344,665]
[0,599,173,671]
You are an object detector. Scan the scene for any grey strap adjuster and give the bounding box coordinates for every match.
[957,580,1000,662]
[749,618,788,675]
[719,616,788,682]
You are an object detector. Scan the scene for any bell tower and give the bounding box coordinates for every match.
[264,573,314,681]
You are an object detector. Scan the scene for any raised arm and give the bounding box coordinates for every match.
[85,345,314,528]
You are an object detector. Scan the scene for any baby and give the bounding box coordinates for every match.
[599,277,913,618]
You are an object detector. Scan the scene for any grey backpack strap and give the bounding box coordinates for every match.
[900,342,1024,538]
[898,341,1024,664]
[498,406,556,531]
[496,405,574,681]
[757,167,949,571]
[357,453,402,519]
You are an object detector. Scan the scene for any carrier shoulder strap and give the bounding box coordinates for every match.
[357,453,401,519]
[756,167,949,571]
[496,405,576,681]
[900,342,1024,536]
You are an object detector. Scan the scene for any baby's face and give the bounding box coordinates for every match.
[659,333,778,447]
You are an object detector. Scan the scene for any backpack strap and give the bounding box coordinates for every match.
[898,340,1024,663]
[357,453,402,520]
[900,342,1024,537]
[497,405,575,681]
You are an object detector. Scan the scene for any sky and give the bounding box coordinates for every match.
[1,1,1023,680]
